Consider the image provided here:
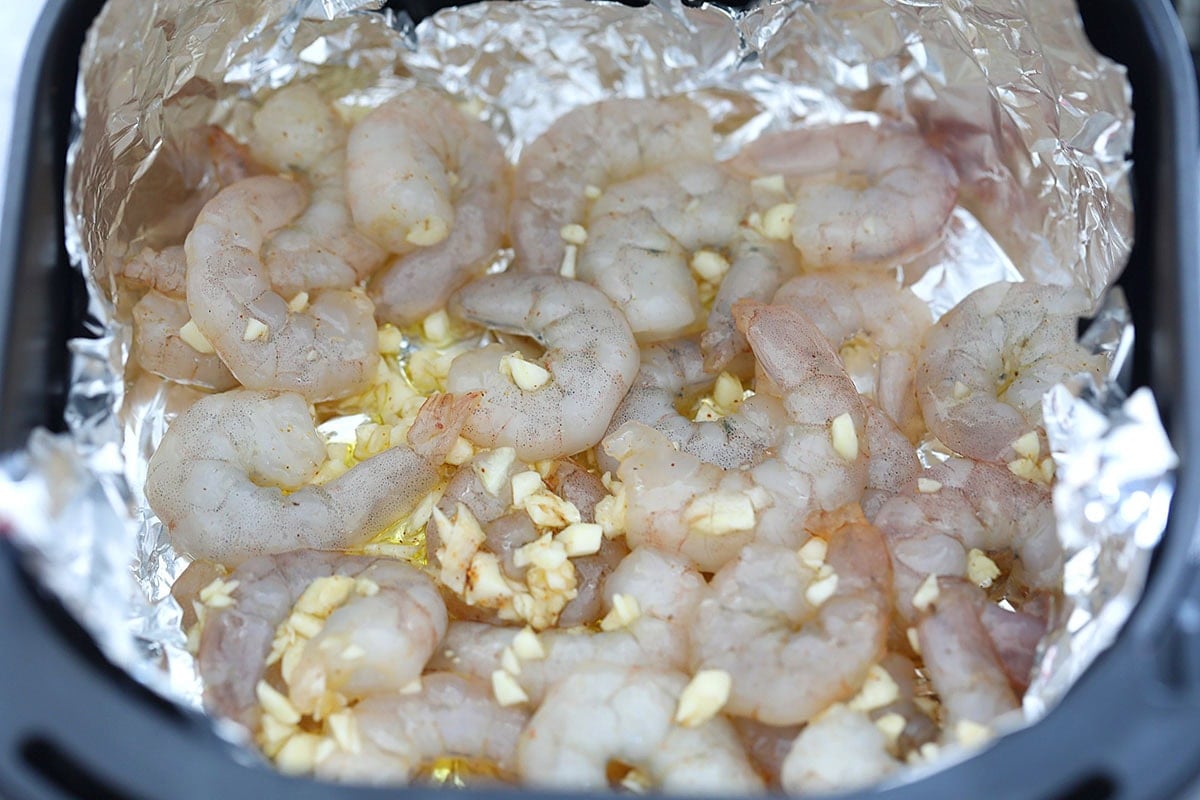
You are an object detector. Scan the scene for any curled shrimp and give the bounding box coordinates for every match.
[118,245,189,298]
[195,550,446,729]
[346,89,510,325]
[917,281,1106,462]
[780,704,899,794]
[131,289,237,390]
[600,336,786,473]
[916,578,1020,732]
[690,507,891,725]
[184,175,379,402]
[577,160,752,341]
[511,97,714,274]
[729,121,958,269]
[145,389,477,564]
[429,548,706,705]
[603,300,867,571]
[874,455,1060,620]
[774,271,933,439]
[861,402,921,519]
[251,83,386,299]
[315,673,528,785]
[444,273,640,461]
[517,664,764,794]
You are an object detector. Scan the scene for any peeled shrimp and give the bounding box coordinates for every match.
[346,89,509,325]
[184,175,378,402]
[874,455,1059,619]
[690,507,891,725]
[517,664,764,794]
[780,704,898,793]
[429,547,706,705]
[916,281,1106,462]
[118,245,189,298]
[861,403,920,519]
[251,83,386,299]
[132,290,237,390]
[729,121,958,269]
[916,578,1020,731]
[195,549,446,729]
[603,300,867,570]
[445,274,640,461]
[774,271,933,439]
[145,389,477,564]
[511,97,714,274]
[600,336,785,473]
[577,160,752,340]
[315,673,528,785]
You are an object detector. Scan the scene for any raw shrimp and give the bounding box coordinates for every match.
[195,549,446,729]
[873,455,1059,620]
[184,175,379,402]
[511,97,714,274]
[774,271,933,439]
[118,245,188,298]
[731,719,800,790]
[132,290,237,390]
[445,274,640,461]
[701,232,798,372]
[346,89,509,325]
[780,704,898,794]
[145,389,477,564]
[728,121,958,269]
[315,673,528,785]
[916,281,1106,462]
[690,507,891,725]
[603,300,867,571]
[517,664,764,794]
[861,403,920,519]
[577,160,752,340]
[916,578,1020,731]
[251,84,386,299]
[428,548,706,704]
[600,336,786,473]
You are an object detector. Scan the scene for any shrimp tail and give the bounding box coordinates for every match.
[206,125,269,186]
[407,391,483,461]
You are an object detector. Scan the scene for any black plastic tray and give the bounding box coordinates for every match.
[1,0,1198,798]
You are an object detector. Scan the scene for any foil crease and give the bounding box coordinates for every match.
[0,0,1173,784]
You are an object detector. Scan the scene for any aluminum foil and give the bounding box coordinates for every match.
[0,0,1176,785]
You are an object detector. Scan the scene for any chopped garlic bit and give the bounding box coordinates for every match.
[434,504,487,594]
[275,732,326,774]
[179,319,215,354]
[830,412,859,461]
[1008,454,1055,485]
[875,712,906,747]
[750,174,787,195]
[444,436,475,466]
[600,593,642,631]
[966,548,1001,588]
[675,670,732,727]
[917,477,942,494]
[513,534,568,571]
[912,574,940,612]
[804,565,839,607]
[287,291,310,313]
[499,351,552,392]
[377,323,404,355]
[955,720,992,747]
[243,317,270,342]
[524,490,582,529]
[501,646,522,676]
[559,223,588,245]
[472,447,517,496]
[463,552,517,606]
[422,309,453,344]
[584,184,603,200]
[693,402,721,422]
[797,537,827,569]
[199,577,240,609]
[406,215,450,246]
[690,249,731,283]
[906,627,922,655]
[399,678,423,695]
[511,471,546,506]
[684,492,756,537]
[1011,431,1040,460]
[847,665,900,712]
[712,372,745,412]
[558,522,603,557]
[512,626,546,660]
[295,575,356,618]
[257,680,301,725]
[327,710,362,755]
[492,669,530,706]
[952,381,971,399]
[760,202,797,240]
[560,243,578,278]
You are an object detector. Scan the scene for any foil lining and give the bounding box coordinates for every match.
[0,0,1175,786]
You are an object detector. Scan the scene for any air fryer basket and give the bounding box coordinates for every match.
[1,0,1197,798]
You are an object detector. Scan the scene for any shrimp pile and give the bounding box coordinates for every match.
[136,82,1105,794]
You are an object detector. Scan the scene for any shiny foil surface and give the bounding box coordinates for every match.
[0,0,1176,786]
